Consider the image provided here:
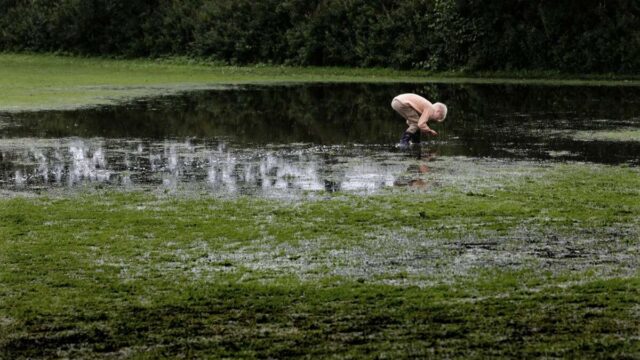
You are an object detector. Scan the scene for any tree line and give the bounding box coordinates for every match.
[1,0,638,73]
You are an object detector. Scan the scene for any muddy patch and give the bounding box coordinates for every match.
[99,219,640,288]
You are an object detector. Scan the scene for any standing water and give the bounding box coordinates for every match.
[1,83,639,194]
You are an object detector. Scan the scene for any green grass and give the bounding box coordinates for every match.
[1,164,639,358]
[4,53,640,112]
[569,129,640,142]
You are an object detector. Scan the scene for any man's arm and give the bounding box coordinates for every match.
[418,109,438,136]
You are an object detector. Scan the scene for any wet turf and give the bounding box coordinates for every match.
[1,164,639,358]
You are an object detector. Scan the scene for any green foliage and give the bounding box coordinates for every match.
[458,0,640,73]
[0,0,639,72]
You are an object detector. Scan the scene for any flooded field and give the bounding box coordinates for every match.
[1,83,639,194]
[2,82,640,358]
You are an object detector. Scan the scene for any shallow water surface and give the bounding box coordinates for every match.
[1,83,639,194]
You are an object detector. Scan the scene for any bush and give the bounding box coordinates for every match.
[1,0,638,73]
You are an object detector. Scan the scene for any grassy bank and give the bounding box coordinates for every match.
[3,53,640,112]
[1,164,639,358]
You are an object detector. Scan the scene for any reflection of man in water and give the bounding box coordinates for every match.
[394,156,433,189]
[391,93,447,147]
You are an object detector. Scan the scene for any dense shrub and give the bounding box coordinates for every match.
[0,0,638,73]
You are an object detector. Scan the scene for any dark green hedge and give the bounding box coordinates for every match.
[1,0,638,73]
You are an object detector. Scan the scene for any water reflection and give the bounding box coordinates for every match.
[0,138,414,194]
[393,160,432,189]
[2,83,640,193]
[4,83,640,161]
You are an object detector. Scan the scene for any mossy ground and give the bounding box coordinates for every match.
[1,163,639,358]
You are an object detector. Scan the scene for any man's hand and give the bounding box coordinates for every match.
[421,128,438,136]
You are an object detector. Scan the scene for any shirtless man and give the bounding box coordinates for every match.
[391,93,447,147]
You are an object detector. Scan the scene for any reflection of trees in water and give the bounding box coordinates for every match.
[4,84,447,143]
[1,140,110,187]
[9,83,640,142]
[439,84,640,160]
[0,139,410,193]
[4,83,639,164]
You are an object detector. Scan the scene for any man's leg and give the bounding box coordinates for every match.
[404,119,420,145]
[392,99,420,146]
[410,131,421,144]
[398,130,412,147]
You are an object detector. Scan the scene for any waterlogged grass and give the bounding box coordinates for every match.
[1,163,639,358]
[3,53,640,112]
[569,129,640,142]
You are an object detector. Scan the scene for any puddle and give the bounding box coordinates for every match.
[2,83,640,194]
[0,138,425,195]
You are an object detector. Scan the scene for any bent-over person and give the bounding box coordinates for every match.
[391,93,447,147]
